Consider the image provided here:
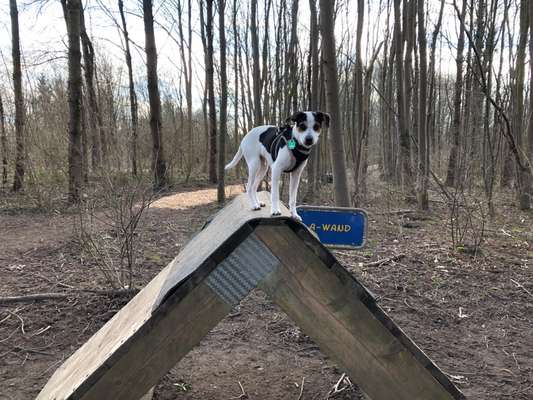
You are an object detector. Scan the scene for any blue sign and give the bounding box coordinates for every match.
[296,206,367,249]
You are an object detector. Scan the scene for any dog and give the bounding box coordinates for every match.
[225,111,329,221]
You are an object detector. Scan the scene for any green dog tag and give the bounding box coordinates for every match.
[288,139,296,150]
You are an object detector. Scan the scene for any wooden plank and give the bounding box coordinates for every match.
[255,224,463,400]
[140,387,154,400]
[37,192,288,400]
[38,282,231,400]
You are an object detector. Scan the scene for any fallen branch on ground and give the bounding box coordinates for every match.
[0,288,138,305]
[364,254,406,267]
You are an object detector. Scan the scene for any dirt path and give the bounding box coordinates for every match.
[1,185,532,399]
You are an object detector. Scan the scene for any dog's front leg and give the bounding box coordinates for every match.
[289,163,306,222]
[270,164,283,216]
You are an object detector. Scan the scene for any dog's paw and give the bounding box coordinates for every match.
[252,206,261,211]
[271,211,282,216]
[291,213,302,222]
[259,202,266,207]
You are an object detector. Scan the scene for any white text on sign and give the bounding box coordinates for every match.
[309,224,352,233]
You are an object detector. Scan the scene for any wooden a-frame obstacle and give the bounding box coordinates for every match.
[37,192,465,400]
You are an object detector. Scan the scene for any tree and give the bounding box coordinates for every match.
[393,0,413,191]
[143,0,167,189]
[118,0,139,176]
[304,0,319,201]
[218,0,228,203]
[528,0,533,203]
[416,0,429,210]
[0,92,7,187]
[319,0,350,206]
[65,0,83,202]
[512,0,529,209]
[250,0,262,125]
[80,4,105,169]
[204,0,217,183]
[445,0,467,187]
[10,0,24,192]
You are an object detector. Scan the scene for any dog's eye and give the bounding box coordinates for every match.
[298,123,306,130]
[313,124,320,131]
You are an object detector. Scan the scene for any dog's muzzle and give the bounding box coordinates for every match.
[304,136,314,146]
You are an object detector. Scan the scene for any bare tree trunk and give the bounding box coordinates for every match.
[445,0,467,187]
[0,93,7,187]
[513,0,529,208]
[427,0,445,160]
[10,0,24,192]
[284,0,299,116]
[66,0,83,202]
[394,0,413,192]
[528,0,533,202]
[416,0,428,210]
[352,0,364,197]
[304,0,319,202]
[205,0,217,183]
[217,0,227,203]
[175,0,193,179]
[233,0,240,151]
[80,5,104,171]
[118,0,138,176]
[319,0,350,206]
[251,0,262,125]
[143,0,167,189]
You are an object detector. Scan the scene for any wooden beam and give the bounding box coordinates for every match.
[255,224,463,400]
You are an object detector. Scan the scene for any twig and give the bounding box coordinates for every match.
[363,254,406,267]
[0,327,18,343]
[0,313,11,325]
[511,279,533,298]
[0,288,138,305]
[297,376,305,400]
[328,373,352,398]
[374,209,416,215]
[230,381,248,399]
[9,310,25,334]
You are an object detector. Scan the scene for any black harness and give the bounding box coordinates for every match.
[259,126,311,173]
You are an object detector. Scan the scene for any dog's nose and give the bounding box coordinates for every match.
[304,136,313,146]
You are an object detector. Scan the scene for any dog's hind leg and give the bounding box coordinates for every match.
[246,160,261,210]
[252,158,268,207]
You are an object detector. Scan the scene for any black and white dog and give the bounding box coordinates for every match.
[225,111,329,221]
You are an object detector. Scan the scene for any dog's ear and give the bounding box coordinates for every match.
[285,112,307,125]
[314,111,331,128]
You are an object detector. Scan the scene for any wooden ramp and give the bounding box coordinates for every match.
[37,192,465,400]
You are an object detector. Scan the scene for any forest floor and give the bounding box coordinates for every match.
[0,180,532,400]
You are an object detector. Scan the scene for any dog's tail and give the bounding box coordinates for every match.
[224,147,243,170]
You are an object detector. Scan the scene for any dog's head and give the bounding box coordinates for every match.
[285,111,330,148]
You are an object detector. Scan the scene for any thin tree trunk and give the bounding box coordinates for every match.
[0,93,8,187]
[393,0,412,192]
[528,0,533,202]
[319,0,350,206]
[10,0,24,192]
[175,0,193,179]
[251,0,262,125]
[305,0,319,202]
[80,5,103,171]
[66,0,83,202]
[218,0,227,203]
[118,0,138,176]
[143,0,167,189]
[205,0,217,183]
[416,0,428,210]
[353,0,365,200]
[513,0,529,208]
[445,0,467,187]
